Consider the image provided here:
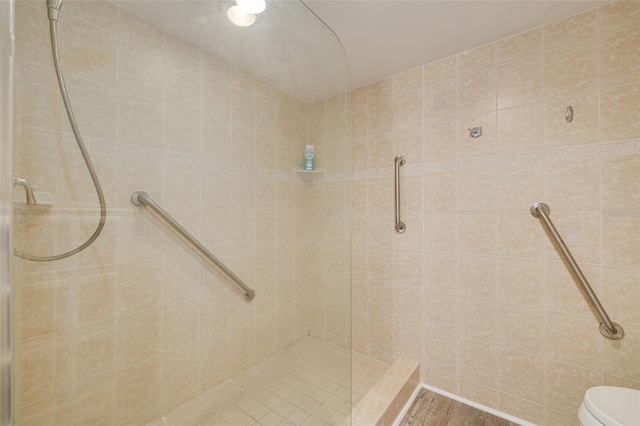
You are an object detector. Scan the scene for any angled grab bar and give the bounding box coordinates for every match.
[394,155,406,233]
[530,202,623,340]
[132,191,255,301]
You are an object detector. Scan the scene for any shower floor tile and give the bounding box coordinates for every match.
[148,337,390,426]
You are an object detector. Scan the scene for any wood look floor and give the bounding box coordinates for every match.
[399,389,519,426]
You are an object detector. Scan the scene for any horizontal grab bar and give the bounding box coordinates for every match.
[132,191,255,301]
[531,202,623,340]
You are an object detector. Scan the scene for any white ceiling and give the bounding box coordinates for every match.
[115,0,608,102]
[304,0,608,90]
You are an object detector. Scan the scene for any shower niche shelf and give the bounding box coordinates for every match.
[294,167,326,181]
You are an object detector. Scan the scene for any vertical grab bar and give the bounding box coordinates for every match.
[531,202,624,340]
[394,155,406,233]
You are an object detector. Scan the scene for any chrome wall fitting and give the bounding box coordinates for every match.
[565,106,574,123]
[468,127,482,138]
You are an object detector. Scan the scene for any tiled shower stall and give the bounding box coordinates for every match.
[4,0,640,425]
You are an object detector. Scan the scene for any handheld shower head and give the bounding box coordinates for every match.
[46,0,63,21]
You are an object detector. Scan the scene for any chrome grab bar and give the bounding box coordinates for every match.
[394,155,406,233]
[530,202,623,340]
[131,191,255,301]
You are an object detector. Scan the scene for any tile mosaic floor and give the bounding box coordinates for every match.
[148,337,390,426]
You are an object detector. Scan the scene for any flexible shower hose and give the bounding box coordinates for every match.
[14,6,107,262]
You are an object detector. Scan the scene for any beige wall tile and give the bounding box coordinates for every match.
[14,335,55,408]
[544,40,598,99]
[163,300,199,351]
[598,1,640,34]
[457,168,496,211]
[14,397,54,426]
[542,211,601,265]
[458,255,498,298]
[394,89,423,134]
[14,279,55,341]
[116,308,161,369]
[602,214,640,267]
[424,330,458,375]
[601,266,640,325]
[544,90,600,148]
[424,212,457,253]
[602,154,639,210]
[394,286,424,326]
[496,162,545,212]
[60,13,118,87]
[496,29,542,65]
[423,56,456,84]
[368,281,394,319]
[54,375,115,426]
[496,103,543,154]
[458,339,498,388]
[60,74,118,140]
[498,303,545,355]
[545,360,601,415]
[498,212,545,259]
[498,393,545,426]
[456,69,497,116]
[162,343,200,403]
[498,257,545,307]
[498,349,545,403]
[600,84,640,142]
[117,91,164,149]
[599,26,640,87]
[119,10,165,53]
[545,158,600,211]
[395,67,423,94]
[55,320,115,391]
[55,268,115,331]
[394,249,425,287]
[15,60,58,131]
[602,322,640,380]
[458,297,499,343]
[119,40,164,100]
[116,357,162,423]
[457,43,496,76]
[456,111,496,159]
[15,1,53,67]
[547,311,602,369]
[164,106,201,156]
[545,261,601,317]
[424,79,456,124]
[424,120,457,163]
[423,290,458,332]
[497,56,543,110]
[543,10,597,51]
[368,315,394,357]
[424,252,458,293]
[424,172,457,211]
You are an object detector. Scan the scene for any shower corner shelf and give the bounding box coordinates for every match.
[294,167,326,181]
[14,192,54,211]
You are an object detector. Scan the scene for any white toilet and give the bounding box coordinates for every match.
[578,386,640,425]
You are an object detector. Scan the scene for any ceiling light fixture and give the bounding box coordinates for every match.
[227,0,265,27]
[227,5,256,27]
[237,0,266,15]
